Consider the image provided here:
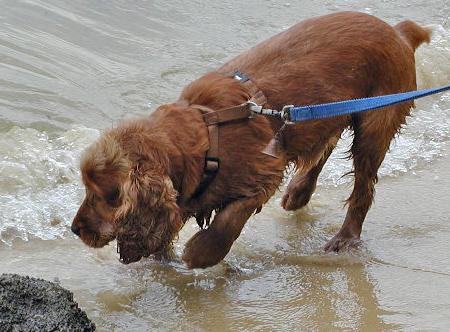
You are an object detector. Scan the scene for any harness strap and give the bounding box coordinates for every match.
[203,103,253,125]
[191,71,267,199]
[192,103,253,195]
[192,105,220,174]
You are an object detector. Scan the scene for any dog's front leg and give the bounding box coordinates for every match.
[182,197,261,269]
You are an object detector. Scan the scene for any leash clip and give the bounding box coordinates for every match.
[247,101,284,119]
[280,105,294,123]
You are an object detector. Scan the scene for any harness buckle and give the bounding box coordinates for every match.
[205,157,220,174]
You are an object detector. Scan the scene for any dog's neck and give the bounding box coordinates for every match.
[179,71,252,110]
[166,72,253,203]
[141,104,209,206]
[112,72,253,212]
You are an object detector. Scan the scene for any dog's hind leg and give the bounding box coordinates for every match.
[281,135,339,211]
[324,102,410,252]
[182,195,266,269]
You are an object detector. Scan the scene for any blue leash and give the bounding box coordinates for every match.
[281,84,450,122]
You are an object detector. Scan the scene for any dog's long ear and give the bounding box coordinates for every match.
[116,162,183,264]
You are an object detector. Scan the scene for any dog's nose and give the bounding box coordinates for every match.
[71,224,81,236]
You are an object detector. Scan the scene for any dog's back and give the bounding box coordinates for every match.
[220,12,430,112]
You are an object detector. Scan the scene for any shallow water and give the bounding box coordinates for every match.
[1,1,450,331]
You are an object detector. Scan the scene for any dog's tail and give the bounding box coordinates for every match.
[395,20,432,51]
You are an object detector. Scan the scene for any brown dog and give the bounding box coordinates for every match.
[71,12,430,268]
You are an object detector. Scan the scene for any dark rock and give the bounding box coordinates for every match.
[0,273,95,332]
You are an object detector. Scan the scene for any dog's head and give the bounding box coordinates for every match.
[71,130,183,263]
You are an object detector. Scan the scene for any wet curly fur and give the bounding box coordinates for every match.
[72,123,184,263]
[116,175,182,263]
[71,12,430,268]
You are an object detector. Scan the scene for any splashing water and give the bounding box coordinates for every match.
[0,126,99,244]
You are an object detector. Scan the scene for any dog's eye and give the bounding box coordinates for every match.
[104,188,120,206]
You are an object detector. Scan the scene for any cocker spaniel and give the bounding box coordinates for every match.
[71,12,430,268]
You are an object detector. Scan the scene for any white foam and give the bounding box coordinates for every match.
[0,126,99,245]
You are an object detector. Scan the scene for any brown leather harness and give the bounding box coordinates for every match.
[190,71,268,198]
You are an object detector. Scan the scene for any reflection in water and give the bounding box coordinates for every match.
[96,251,399,330]
[78,204,402,331]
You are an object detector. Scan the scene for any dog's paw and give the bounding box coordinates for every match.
[323,233,361,252]
[281,178,314,211]
[281,189,312,211]
[182,228,232,269]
